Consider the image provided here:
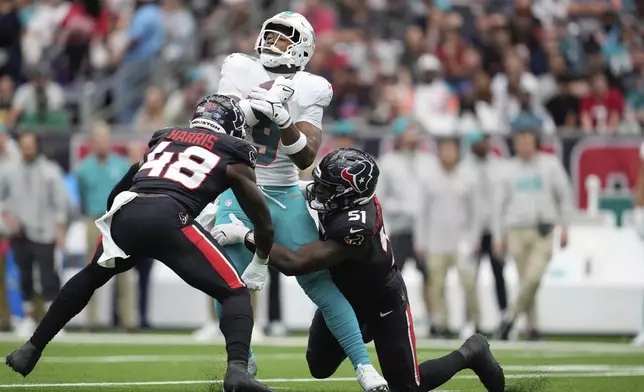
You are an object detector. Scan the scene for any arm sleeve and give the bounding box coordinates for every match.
[551,158,574,228]
[50,164,69,224]
[106,163,140,210]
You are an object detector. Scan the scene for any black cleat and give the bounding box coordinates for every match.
[223,361,273,392]
[496,320,513,341]
[460,333,505,392]
[6,341,42,377]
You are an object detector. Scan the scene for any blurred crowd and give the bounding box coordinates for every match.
[0,0,643,135]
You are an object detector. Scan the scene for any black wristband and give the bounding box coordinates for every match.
[244,231,257,253]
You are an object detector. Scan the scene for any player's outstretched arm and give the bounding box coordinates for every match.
[226,163,274,258]
[106,161,141,210]
[243,235,358,276]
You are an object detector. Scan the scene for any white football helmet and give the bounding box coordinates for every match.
[255,11,315,71]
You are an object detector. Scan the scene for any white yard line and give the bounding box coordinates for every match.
[1,333,642,354]
[2,369,644,389]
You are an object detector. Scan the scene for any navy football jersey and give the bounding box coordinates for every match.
[131,127,256,216]
[319,197,401,310]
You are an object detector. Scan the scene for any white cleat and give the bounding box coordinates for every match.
[15,317,36,339]
[356,363,389,392]
[192,322,221,342]
[252,325,266,342]
[633,331,644,346]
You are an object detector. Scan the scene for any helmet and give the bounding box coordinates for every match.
[307,148,379,212]
[190,94,246,138]
[255,11,315,70]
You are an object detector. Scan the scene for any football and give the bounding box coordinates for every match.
[252,80,275,127]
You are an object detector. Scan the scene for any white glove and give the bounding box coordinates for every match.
[249,99,292,128]
[249,76,295,104]
[242,255,269,291]
[212,213,250,246]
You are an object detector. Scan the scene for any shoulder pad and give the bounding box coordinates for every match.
[221,53,261,74]
[220,136,257,168]
[148,128,173,148]
[296,72,333,107]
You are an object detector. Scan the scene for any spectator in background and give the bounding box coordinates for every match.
[0,75,15,125]
[436,13,478,95]
[329,67,369,121]
[0,0,23,83]
[161,0,197,71]
[413,54,459,136]
[113,0,165,124]
[458,70,505,135]
[0,132,68,338]
[546,75,580,128]
[461,130,508,320]
[6,66,67,127]
[300,0,336,37]
[580,72,625,133]
[493,125,573,341]
[164,69,206,126]
[378,117,432,334]
[509,87,556,135]
[491,52,539,116]
[22,0,71,67]
[74,122,131,331]
[133,86,166,131]
[415,136,480,338]
[0,124,19,332]
[58,0,113,83]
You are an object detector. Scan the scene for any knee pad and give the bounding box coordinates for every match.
[306,349,337,379]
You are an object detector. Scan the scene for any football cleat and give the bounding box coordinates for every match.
[223,361,273,392]
[460,333,505,392]
[356,363,389,392]
[247,353,258,378]
[6,341,42,377]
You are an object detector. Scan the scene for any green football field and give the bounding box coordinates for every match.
[1,333,643,392]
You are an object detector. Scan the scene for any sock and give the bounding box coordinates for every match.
[219,290,253,365]
[417,351,467,392]
[215,298,254,358]
[297,274,371,368]
[31,264,112,350]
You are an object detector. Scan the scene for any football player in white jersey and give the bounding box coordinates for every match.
[632,141,644,346]
[210,11,388,392]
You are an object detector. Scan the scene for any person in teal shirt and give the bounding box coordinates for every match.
[74,122,131,330]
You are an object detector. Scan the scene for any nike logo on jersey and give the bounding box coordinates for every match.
[380,310,393,318]
[349,228,364,234]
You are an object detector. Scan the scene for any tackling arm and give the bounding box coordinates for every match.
[242,234,359,276]
[226,163,274,258]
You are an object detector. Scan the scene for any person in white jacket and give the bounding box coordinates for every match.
[631,141,644,346]
[414,136,481,338]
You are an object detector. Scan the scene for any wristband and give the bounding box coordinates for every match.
[244,231,257,253]
[279,131,307,155]
[252,252,269,265]
[239,99,259,127]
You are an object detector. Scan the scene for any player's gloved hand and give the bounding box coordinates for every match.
[249,98,292,129]
[249,76,295,104]
[242,254,269,291]
[212,213,249,246]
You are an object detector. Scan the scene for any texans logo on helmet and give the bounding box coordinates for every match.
[341,161,373,193]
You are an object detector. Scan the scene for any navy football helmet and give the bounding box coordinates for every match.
[190,94,246,138]
[307,148,379,212]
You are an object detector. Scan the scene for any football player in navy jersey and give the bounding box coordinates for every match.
[214,148,505,392]
[6,95,275,392]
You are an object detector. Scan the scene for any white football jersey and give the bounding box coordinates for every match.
[217,53,333,186]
